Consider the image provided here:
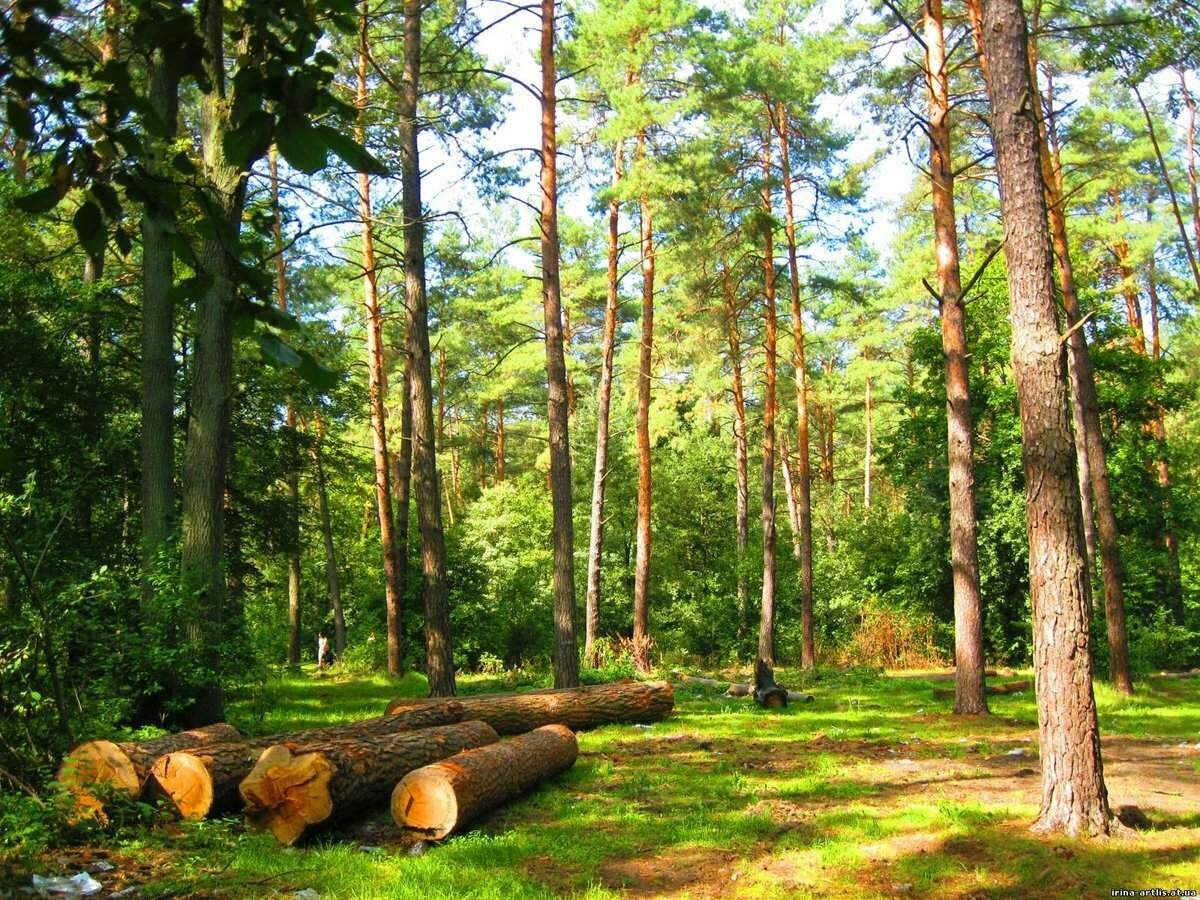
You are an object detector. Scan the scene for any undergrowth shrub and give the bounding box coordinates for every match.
[827,599,949,670]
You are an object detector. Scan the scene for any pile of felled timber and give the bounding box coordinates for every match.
[56,680,673,846]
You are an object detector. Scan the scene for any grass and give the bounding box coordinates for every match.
[7,667,1200,898]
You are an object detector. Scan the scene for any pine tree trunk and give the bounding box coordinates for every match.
[1033,49,1133,694]
[722,268,750,648]
[270,148,304,667]
[357,14,404,677]
[139,50,178,602]
[924,0,988,716]
[978,0,1110,837]
[775,106,815,670]
[1180,70,1200,250]
[392,357,413,616]
[633,130,654,674]
[758,118,778,671]
[863,375,873,509]
[385,680,674,734]
[392,724,577,839]
[585,137,626,667]
[312,417,346,654]
[540,0,580,689]
[147,701,464,820]
[241,721,497,846]
[494,398,505,482]
[181,0,253,725]
[400,0,455,695]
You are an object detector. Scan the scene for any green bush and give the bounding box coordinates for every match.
[1128,611,1200,675]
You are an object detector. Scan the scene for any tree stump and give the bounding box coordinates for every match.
[392,724,578,839]
[56,723,241,819]
[240,720,499,845]
[148,701,464,820]
[384,680,673,734]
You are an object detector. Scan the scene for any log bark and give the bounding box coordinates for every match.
[147,701,463,820]
[57,723,241,817]
[932,680,1031,700]
[241,720,498,845]
[672,670,812,703]
[385,681,673,735]
[392,724,577,839]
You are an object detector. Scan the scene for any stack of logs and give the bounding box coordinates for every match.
[57,680,674,846]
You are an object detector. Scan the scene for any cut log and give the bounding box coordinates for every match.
[392,724,578,839]
[384,681,673,735]
[56,723,240,819]
[148,701,464,820]
[932,680,1032,701]
[240,720,499,846]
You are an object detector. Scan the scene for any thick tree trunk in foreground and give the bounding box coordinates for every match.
[1033,50,1133,695]
[979,0,1110,837]
[393,724,577,839]
[399,0,455,695]
[147,701,464,819]
[584,137,626,667]
[181,0,251,724]
[358,11,404,677]
[633,129,654,674]
[241,721,497,845]
[924,0,988,716]
[758,119,778,671]
[270,148,303,667]
[139,50,178,601]
[385,680,674,734]
[312,417,346,654]
[775,105,815,670]
[57,723,241,816]
[540,0,580,689]
[722,268,750,645]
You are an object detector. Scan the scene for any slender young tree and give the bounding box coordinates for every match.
[399,0,455,695]
[312,414,346,653]
[541,0,581,688]
[978,0,1110,836]
[758,116,778,671]
[923,0,987,715]
[722,265,751,644]
[269,148,303,666]
[774,104,815,670]
[632,128,655,674]
[357,9,405,676]
[584,135,625,666]
[140,46,178,600]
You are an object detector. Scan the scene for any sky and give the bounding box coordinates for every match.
[416,0,916,270]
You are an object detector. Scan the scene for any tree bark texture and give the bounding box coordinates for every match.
[722,268,750,645]
[540,0,580,689]
[924,0,988,716]
[392,724,577,839]
[1032,43,1133,694]
[240,721,497,845]
[758,118,778,670]
[147,701,464,819]
[633,129,654,674]
[399,0,455,694]
[57,723,241,816]
[385,680,674,735]
[585,136,626,667]
[774,105,815,670]
[139,49,178,602]
[979,0,1111,837]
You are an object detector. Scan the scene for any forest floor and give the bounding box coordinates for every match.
[6,667,1200,899]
